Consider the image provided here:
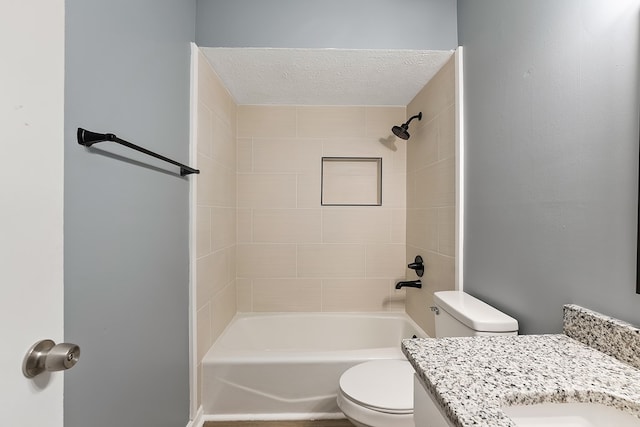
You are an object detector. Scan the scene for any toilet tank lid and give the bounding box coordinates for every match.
[434,291,519,333]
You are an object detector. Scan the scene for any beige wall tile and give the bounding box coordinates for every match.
[198,52,221,114]
[196,304,212,361]
[405,53,457,333]
[407,117,438,173]
[215,162,237,207]
[226,246,237,285]
[365,106,407,139]
[211,112,236,167]
[253,209,321,243]
[238,105,297,138]
[195,50,239,403]
[196,249,229,305]
[438,104,456,161]
[212,281,237,342]
[236,208,252,243]
[365,244,406,278]
[408,55,455,125]
[298,106,366,138]
[253,138,322,174]
[198,50,236,126]
[322,208,391,243]
[407,208,437,252]
[236,138,253,173]
[322,279,392,311]
[237,174,297,209]
[297,173,322,208]
[206,160,236,207]
[322,137,406,176]
[391,209,406,244]
[429,56,455,117]
[197,362,202,408]
[386,279,407,311]
[253,279,322,312]
[438,206,455,257]
[297,244,365,277]
[196,207,211,258]
[197,153,215,206]
[406,171,417,210]
[322,137,384,158]
[414,157,456,208]
[236,279,252,312]
[389,135,408,173]
[197,102,213,157]
[405,287,435,337]
[381,172,406,209]
[230,104,411,314]
[197,158,234,211]
[404,247,456,335]
[236,244,297,278]
[211,207,236,251]
[421,251,455,293]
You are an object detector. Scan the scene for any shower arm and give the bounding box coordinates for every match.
[403,112,423,127]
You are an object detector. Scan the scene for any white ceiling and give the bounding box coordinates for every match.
[201,48,454,106]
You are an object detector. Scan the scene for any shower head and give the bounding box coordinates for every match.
[392,112,422,140]
[392,124,410,140]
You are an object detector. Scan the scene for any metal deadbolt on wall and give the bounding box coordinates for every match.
[22,339,81,378]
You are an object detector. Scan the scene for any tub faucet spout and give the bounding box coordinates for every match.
[395,280,422,289]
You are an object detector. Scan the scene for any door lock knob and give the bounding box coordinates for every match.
[23,339,81,378]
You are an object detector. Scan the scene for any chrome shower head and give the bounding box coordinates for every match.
[392,112,422,140]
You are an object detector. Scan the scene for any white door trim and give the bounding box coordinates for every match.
[455,46,465,293]
[188,41,200,420]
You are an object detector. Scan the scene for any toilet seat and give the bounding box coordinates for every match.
[337,360,415,427]
[340,359,414,413]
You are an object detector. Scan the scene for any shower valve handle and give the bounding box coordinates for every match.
[408,255,424,277]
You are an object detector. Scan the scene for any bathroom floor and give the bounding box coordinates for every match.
[204,420,355,427]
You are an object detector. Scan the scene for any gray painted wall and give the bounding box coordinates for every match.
[458,0,640,334]
[64,1,195,426]
[196,0,458,49]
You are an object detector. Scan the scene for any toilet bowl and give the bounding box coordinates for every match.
[337,291,519,427]
[337,359,414,427]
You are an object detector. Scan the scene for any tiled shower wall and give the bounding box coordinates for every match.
[194,51,456,404]
[405,55,457,336]
[194,50,238,406]
[236,105,408,312]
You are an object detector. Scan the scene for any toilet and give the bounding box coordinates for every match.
[337,291,519,427]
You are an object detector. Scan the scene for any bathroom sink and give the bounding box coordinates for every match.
[503,402,640,427]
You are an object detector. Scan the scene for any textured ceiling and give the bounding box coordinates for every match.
[201,48,454,106]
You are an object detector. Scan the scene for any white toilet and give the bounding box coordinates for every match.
[337,291,519,427]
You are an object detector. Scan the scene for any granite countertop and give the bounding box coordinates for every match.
[401,305,640,427]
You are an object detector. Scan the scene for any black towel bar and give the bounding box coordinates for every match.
[77,128,200,176]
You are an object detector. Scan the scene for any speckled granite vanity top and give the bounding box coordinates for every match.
[402,305,640,427]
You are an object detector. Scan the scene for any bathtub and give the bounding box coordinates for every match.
[201,312,427,421]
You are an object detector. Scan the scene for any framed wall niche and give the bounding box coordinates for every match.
[321,157,382,206]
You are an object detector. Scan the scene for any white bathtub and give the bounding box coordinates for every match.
[202,312,427,421]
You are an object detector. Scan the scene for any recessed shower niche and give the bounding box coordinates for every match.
[321,157,382,206]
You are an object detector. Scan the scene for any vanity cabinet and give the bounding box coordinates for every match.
[413,375,455,427]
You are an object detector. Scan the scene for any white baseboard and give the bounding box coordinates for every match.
[186,406,204,427]
[191,407,345,425]
[203,412,345,422]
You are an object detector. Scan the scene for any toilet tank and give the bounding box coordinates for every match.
[433,291,518,337]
